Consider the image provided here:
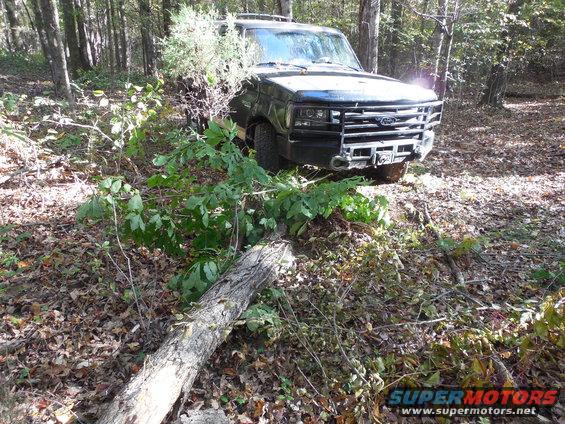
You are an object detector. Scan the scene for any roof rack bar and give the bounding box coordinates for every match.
[235,13,293,22]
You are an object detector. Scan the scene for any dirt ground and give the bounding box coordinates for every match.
[1,75,563,424]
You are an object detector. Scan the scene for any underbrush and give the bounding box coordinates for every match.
[75,67,157,90]
[223,223,564,421]
[0,50,48,78]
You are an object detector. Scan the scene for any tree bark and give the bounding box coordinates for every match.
[278,0,292,20]
[479,0,526,107]
[432,0,448,91]
[139,0,157,76]
[388,0,402,77]
[96,231,294,424]
[162,0,172,36]
[414,0,429,73]
[437,0,460,99]
[358,0,381,73]
[60,0,81,76]
[38,0,74,106]
[117,0,129,70]
[2,0,24,51]
[105,0,115,73]
[74,0,93,70]
[29,0,50,63]
[109,0,122,69]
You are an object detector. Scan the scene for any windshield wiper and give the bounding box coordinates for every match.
[256,61,308,70]
[310,60,360,72]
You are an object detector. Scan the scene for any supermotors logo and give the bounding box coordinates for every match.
[386,388,559,417]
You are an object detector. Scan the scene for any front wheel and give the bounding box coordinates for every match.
[253,122,280,173]
[374,162,408,183]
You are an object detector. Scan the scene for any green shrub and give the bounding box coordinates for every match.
[78,121,388,302]
[162,7,256,123]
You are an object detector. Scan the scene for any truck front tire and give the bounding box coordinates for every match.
[375,162,408,183]
[254,122,280,173]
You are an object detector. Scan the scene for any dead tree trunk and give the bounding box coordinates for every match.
[97,231,294,424]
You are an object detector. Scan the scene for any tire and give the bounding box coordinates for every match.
[375,162,408,183]
[254,122,280,173]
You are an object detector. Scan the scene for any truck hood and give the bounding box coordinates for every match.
[262,70,437,103]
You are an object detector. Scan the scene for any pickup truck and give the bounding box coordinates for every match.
[225,14,442,182]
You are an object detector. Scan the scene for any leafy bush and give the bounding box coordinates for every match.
[162,7,256,125]
[50,80,165,157]
[79,121,388,302]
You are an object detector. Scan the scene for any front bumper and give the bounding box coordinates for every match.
[281,100,442,170]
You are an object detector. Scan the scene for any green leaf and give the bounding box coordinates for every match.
[128,214,145,232]
[425,371,440,387]
[128,194,143,212]
[186,196,203,210]
[203,261,218,282]
[153,155,169,166]
[77,196,104,221]
[110,179,122,193]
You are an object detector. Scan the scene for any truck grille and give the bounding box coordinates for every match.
[291,101,443,145]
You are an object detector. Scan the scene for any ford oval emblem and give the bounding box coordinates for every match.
[378,116,397,126]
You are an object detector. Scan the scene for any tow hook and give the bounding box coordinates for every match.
[330,155,350,170]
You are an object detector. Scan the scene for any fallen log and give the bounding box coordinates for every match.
[97,229,294,424]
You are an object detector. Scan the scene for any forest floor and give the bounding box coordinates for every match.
[0,61,563,424]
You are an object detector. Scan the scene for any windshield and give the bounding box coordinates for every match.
[247,28,361,70]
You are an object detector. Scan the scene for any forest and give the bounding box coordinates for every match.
[0,0,563,423]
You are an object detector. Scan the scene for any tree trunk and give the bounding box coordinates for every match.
[29,0,50,63]
[105,0,114,73]
[437,0,459,99]
[96,231,294,424]
[278,0,292,20]
[86,0,99,65]
[388,0,401,77]
[60,0,81,76]
[358,0,381,73]
[74,0,93,70]
[139,0,156,76]
[38,0,74,106]
[109,0,122,69]
[0,0,13,53]
[162,0,172,36]
[432,0,447,89]
[117,0,129,70]
[2,0,24,51]
[479,0,526,107]
[414,0,429,73]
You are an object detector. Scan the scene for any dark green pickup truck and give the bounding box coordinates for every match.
[223,14,443,182]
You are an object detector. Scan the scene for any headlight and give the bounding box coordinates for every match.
[294,108,329,127]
